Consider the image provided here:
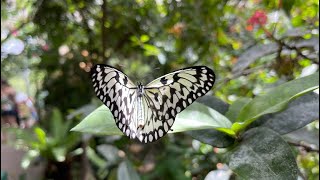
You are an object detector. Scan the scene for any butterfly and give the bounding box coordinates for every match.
[91,64,215,143]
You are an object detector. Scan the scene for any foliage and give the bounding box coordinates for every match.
[72,72,319,179]
[1,0,319,179]
[3,108,81,179]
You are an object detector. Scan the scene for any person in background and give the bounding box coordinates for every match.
[1,77,38,129]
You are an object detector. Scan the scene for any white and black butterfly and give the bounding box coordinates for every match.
[91,64,215,143]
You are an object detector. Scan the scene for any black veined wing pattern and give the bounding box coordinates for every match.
[91,64,215,143]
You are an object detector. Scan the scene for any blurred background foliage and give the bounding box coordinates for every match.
[1,0,319,179]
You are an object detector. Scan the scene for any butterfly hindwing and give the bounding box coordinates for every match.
[91,65,215,143]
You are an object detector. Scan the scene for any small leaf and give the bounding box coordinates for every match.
[87,146,107,169]
[52,147,67,162]
[140,35,150,43]
[34,127,47,145]
[227,127,299,179]
[143,44,160,56]
[233,72,319,132]
[117,160,140,180]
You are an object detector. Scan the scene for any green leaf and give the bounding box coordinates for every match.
[227,127,299,179]
[34,127,47,146]
[186,96,234,147]
[71,105,123,135]
[117,160,140,180]
[52,147,67,162]
[21,150,40,169]
[87,146,107,169]
[140,35,150,43]
[225,97,252,122]
[173,102,232,133]
[50,108,66,140]
[233,72,319,132]
[142,44,160,56]
[186,129,234,148]
[71,102,233,136]
[252,92,319,135]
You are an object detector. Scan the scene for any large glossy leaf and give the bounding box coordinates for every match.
[252,92,319,134]
[71,105,123,135]
[225,97,251,122]
[71,102,233,136]
[117,160,140,180]
[284,127,319,148]
[232,72,319,132]
[186,129,234,148]
[186,96,234,147]
[227,127,299,179]
[173,102,232,133]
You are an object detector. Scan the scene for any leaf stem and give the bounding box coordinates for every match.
[287,141,319,153]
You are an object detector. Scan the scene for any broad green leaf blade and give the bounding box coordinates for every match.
[71,102,233,136]
[233,72,319,132]
[70,105,123,135]
[186,129,234,148]
[227,127,299,179]
[172,102,232,133]
[117,160,140,180]
[187,96,234,147]
[284,127,319,148]
[225,97,252,122]
[252,92,319,135]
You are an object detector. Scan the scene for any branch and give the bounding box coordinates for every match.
[262,26,319,64]
[287,141,319,153]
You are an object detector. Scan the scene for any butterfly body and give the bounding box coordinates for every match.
[91,64,215,143]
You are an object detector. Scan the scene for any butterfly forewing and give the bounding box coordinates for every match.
[91,65,215,143]
[139,66,215,143]
[91,64,139,139]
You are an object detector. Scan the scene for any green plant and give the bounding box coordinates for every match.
[72,72,319,179]
[5,108,81,179]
